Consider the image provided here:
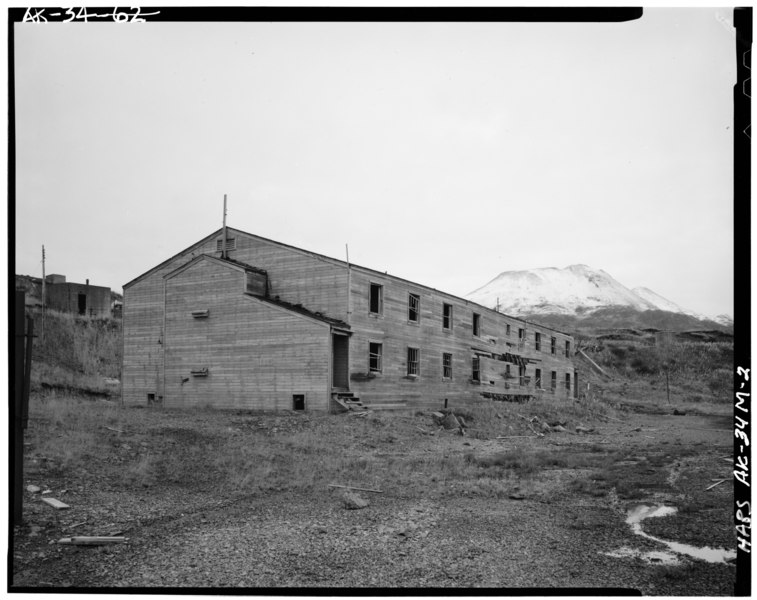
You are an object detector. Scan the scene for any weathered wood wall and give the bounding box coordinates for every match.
[123,228,348,405]
[164,258,331,410]
[346,267,576,411]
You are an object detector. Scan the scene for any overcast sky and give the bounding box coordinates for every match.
[13,8,736,318]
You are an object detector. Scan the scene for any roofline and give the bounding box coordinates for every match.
[163,253,248,281]
[124,225,573,338]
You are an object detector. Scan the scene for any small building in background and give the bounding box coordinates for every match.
[44,275,112,318]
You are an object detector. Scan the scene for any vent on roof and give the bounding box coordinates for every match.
[217,238,236,252]
[191,309,209,319]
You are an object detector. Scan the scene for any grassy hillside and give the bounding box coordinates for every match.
[28,309,121,395]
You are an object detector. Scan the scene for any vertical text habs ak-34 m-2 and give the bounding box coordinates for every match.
[121,226,577,412]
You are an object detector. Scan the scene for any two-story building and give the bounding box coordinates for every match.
[122,227,577,412]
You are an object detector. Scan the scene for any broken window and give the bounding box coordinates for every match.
[369,342,383,372]
[565,372,571,391]
[442,353,452,379]
[369,283,383,315]
[505,364,512,378]
[407,347,419,376]
[506,324,511,336]
[443,303,453,330]
[565,340,571,358]
[408,293,420,323]
[471,356,480,382]
[551,371,557,391]
[473,313,481,337]
[535,368,542,388]
[551,337,557,355]
[534,332,541,351]
[518,327,525,341]
[519,365,526,386]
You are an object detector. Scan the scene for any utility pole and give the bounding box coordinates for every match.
[41,245,46,342]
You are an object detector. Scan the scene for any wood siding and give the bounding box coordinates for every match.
[123,226,576,412]
[122,229,348,405]
[347,267,576,411]
[164,258,331,410]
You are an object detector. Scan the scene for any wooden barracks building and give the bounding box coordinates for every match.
[122,227,577,412]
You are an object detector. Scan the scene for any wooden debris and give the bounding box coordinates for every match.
[26,485,41,493]
[41,497,70,510]
[706,479,728,491]
[496,435,538,439]
[58,536,126,546]
[67,522,87,529]
[104,426,124,433]
[327,484,383,494]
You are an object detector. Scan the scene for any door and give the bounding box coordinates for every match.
[77,293,87,315]
[332,334,349,390]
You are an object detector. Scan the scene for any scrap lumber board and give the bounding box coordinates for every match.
[327,484,383,494]
[41,497,70,510]
[58,536,126,545]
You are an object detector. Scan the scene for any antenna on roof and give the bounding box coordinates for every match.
[222,194,228,259]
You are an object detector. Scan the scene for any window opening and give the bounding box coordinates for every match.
[293,394,305,411]
[551,371,557,391]
[518,328,525,341]
[473,313,481,337]
[471,356,481,382]
[408,293,420,323]
[506,324,511,336]
[369,342,383,372]
[565,373,571,391]
[534,332,541,351]
[565,340,571,358]
[551,337,557,355]
[519,365,526,386]
[442,353,452,379]
[77,293,87,315]
[407,347,420,376]
[535,368,542,388]
[369,283,383,315]
[443,303,453,330]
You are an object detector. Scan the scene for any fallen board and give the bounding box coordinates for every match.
[41,497,70,510]
[58,536,126,545]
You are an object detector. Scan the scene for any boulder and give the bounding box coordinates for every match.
[342,492,369,510]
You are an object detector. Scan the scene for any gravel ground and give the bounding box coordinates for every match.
[11,407,738,594]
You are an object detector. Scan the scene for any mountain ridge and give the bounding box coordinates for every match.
[466,264,731,331]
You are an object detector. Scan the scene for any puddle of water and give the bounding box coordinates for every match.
[625,504,736,564]
[604,546,681,566]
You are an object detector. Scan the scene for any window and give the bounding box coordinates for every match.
[565,340,571,358]
[565,373,571,391]
[442,353,452,379]
[473,313,481,337]
[518,328,525,341]
[369,342,383,372]
[535,368,542,388]
[216,237,236,251]
[443,303,453,330]
[293,394,305,411]
[551,371,557,391]
[506,324,511,336]
[246,271,268,296]
[505,364,512,378]
[472,356,481,382]
[408,293,420,323]
[519,365,526,386]
[534,332,541,351]
[407,347,419,376]
[551,337,557,355]
[369,283,383,315]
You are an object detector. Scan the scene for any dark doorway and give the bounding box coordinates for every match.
[77,293,87,315]
[293,394,305,411]
[332,334,349,390]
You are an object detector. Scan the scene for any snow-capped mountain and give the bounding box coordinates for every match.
[466,264,729,328]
